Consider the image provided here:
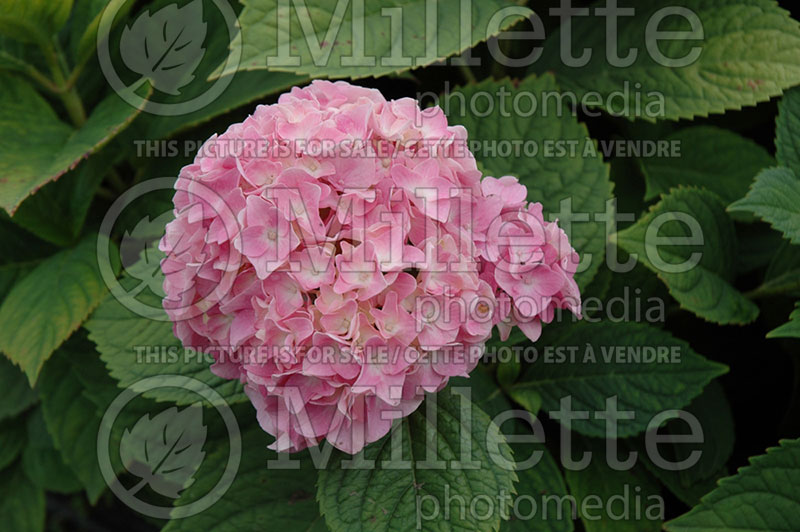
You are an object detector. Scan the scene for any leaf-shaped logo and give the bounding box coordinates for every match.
[120,403,207,499]
[119,0,207,95]
[120,211,175,295]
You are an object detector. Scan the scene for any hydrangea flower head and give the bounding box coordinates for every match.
[160,80,581,454]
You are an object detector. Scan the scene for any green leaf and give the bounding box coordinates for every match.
[504,441,573,532]
[639,126,774,205]
[535,0,800,121]
[444,75,613,289]
[85,253,247,406]
[216,0,531,79]
[768,302,800,339]
[0,356,37,421]
[21,408,83,494]
[565,436,662,532]
[0,74,147,215]
[634,381,734,506]
[665,438,800,532]
[0,0,73,45]
[510,321,727,438]
[69,0,133,65]
[11,148,112,246]
[776,87,800,175]
[0,233,112,385]
[37,343,111,502]
[136,0,306,140]
[317,387,517,532]
[0,416,26,470]
[162,416,325,531]
[729,167,800,245]
[0,462,44,532]
[615,187,759,325]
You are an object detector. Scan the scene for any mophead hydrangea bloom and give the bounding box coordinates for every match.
[160,80,581,454]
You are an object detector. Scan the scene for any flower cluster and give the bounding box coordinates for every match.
[160,81,581,454]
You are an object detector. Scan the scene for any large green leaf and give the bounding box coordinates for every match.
[634,381,734,506]
[768,302,800,339]
[510,321,727,438]
[0,416,26,470]
[215,0,531,79]
[318,387,517,532]
[0,233,112,385]
[666,438,800,532]
[615,188,759,325]
[639,126,774,205]
[162,415,325,531]
[535,0,800,121]
[0,356,37,422]
[565,436,662,532]
[85,260,247,406]
[0,0,72,45]
[776,87,800,175]
[729,167,800,245]
[444,75,613,289]
[0,74,146,215]
[0,462,44,532]
[21,408,83,494]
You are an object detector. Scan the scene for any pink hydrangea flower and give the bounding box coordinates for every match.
[160,80,581,454]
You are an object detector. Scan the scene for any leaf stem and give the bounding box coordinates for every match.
[459,64,477,84]
[42,39,87,127]
[745,276,800,300]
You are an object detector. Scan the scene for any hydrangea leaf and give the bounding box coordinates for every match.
[85,253,247,406]
[0,74,147,215]
[565,436,662,532]
[162,416,325,531]
[776,87,800,175]
[0,462,44,532]
[615,188,759,325]
[665,438,800,532]
[0,233,112,385]
[444,75,613,290]
[0,0,72,45]
[768,302,800,339]
[0,356,37,422]
[317,387,517,532]
[214,0,531,79]
[634,381,734,506]
[729,167,800,245]
[639,126,774,205]
[510,321,727,438]
[535,0,800,121]
[123,0,306,140]
[0,416,26,470]
[21,408,83,494]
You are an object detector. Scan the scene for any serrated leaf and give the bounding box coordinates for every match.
[0,75,148,215]
[510,321,727,438]
[565,436,662,532]
[162,416,325,531]
[11,148,113,247]
[665,438,800,532]
[729,166,800,245]
[317,387,517,532]
[0,0,73,45]
[120,404,207,499]
[776,86,800,175]
[21,408,83,494]
[768,302,800,339]
[0,234,112,385]
[0,462,44,532]
[640,126,774,205]
[0,416,26,470]
[634,381,734,506]
[535,0,800,121]
[215,0,530,79]
[615,188,759,325]
[444,75,613,289]
[0,356,37,421]
[120,0,207,95]
[85,252,247,406]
